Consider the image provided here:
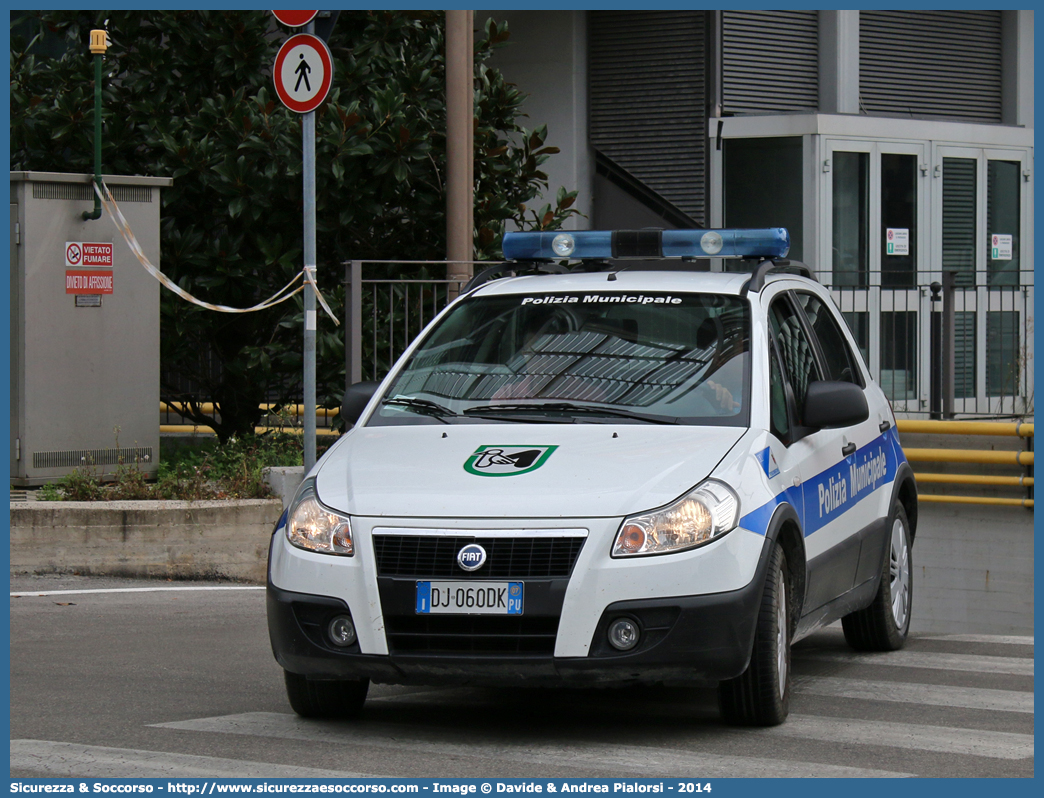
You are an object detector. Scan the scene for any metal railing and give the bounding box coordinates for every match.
[344,260,499,387]
[828,269,1034,420]
[160,262,1033,439]
[896,418,1034,508]
[159,402,340,436]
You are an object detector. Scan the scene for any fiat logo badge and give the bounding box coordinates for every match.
[457,543,487,572]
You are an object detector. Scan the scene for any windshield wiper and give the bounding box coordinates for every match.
[381,396,458,423]
[463,402,680,425]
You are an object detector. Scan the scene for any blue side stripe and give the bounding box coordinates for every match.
[740,428,905,537]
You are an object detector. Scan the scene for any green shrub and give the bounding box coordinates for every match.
[35,482,63,501]
[42,433,304,501]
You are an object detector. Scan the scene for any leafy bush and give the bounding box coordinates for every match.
[39,433,304,501]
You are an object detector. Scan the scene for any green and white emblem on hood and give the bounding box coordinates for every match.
[464,445,559,477]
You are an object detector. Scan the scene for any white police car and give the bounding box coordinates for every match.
[267,228,917,726]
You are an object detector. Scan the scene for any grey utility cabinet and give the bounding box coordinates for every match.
[10,171,173,486]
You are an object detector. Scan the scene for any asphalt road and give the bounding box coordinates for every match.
[9,574,1033,779]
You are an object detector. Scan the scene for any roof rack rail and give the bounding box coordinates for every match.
[742,259,815,294]
[462,261,570,293]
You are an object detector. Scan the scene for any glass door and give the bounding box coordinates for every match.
[821,140,928,413]
[932,145,1033,416]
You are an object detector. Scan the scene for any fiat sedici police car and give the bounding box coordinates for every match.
[268,227,917,726]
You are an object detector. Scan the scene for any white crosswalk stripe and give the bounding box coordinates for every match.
[10,739,378,778]
[917,634,1033,646]
[802,649,1034,676]
[793,675,1033,713]
[769,715,1033,760]
[151,712,916,778]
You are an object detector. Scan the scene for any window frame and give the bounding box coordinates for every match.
[791,290,867,389]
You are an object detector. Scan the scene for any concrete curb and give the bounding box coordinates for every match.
[263,466,305,508]
[10,499,283,584]
[8,499,1033,633]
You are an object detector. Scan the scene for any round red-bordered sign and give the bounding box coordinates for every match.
[272,10,318,27]
[273,33,333,114]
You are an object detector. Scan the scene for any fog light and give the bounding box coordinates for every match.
[607,617,640,651]
[328,615,357,648]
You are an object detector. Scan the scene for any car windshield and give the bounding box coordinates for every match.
[370,291,750,426]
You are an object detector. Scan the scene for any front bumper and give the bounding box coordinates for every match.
[267,522,774,687]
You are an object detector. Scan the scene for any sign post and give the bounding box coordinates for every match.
[272,20,333,473]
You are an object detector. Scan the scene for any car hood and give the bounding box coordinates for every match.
[314,423,746,519]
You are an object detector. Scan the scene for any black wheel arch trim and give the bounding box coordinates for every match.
[760,501,806,633]
[889,461,918,543]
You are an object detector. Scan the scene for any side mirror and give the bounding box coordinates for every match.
[803,380,869,429]
[341,381,381,427]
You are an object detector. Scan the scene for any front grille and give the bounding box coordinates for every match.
[385,615,559,655]
[373,535,585,578]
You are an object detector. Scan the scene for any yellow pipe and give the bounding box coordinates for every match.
[918,495,1033,508]
[904,448,1034,466]
[914,472,1034,487]
[896,419,1033,437]
[161,402,339,418]
[160,424,340,437]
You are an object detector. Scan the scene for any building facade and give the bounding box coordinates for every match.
[492,10,1034,419]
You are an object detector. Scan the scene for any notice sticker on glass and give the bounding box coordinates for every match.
[991,234,1013,261]
[885,228,909,256]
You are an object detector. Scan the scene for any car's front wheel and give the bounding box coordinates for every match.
[718,541,790,726]
[842,502,913,651]
[283,671,369,718]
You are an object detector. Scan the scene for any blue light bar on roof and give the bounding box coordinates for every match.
[502,228,790,261]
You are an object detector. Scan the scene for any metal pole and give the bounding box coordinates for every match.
[445,10,474,298]
[929,281,941,419]
[83,30,107,221]
[941,270,956,420]
[302,26,317,472]
[344,259,362,393]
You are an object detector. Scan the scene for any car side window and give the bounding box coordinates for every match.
[769,296,821,422]
[795,292,865,387]
[768,339,791,445]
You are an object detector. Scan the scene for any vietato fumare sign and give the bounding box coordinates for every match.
[65,241,113,267]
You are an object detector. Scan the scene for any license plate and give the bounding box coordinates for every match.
[416,581,523,615]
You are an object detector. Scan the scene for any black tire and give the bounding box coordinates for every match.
[283,671,369,719]
[842,503,913,651]
[718,542,790,726]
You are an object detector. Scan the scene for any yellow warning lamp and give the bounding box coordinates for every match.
[89,29,108,55]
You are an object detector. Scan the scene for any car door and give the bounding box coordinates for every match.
[793,289,897,591]
[767,290,871,615]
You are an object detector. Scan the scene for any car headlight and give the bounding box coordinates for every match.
[286,482,353,556]
[612,480,739,557]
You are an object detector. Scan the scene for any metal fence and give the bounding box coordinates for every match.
[344,260,495,386]
[828,269,1033,419]
[161,261,1033,431]
[345,261,1033,423]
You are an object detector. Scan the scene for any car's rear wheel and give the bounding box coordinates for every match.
[842,503,912,651]
[718,541,790,726]
[283,671,369,718]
